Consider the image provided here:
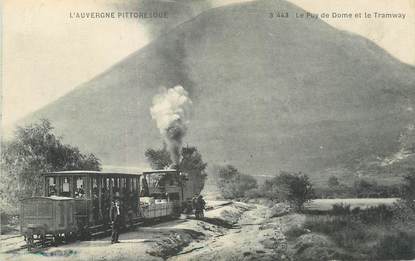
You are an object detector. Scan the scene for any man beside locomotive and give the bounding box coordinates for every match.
[110,198,122,244]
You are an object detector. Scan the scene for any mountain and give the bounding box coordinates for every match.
[23,0,415,181]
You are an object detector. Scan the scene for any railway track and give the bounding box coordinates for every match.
[3,220,144,253]
[2,201,233,254]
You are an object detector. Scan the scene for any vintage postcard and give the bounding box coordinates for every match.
[1,0,414,260]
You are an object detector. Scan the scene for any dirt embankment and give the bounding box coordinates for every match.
[169,202,304,261]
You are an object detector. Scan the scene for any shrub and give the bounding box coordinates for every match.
[392,199,415,227]
[402,169,415,203]
[331,203,352,215]
[303,215,371,251]
[373,231,415,260]
[305,203,415,260]
[357,204,394,224]
[353,178,401,198]
[215,165,257,199]
[269,171,314,211]
[244,188,265,199]
[327,176,340,188]
[285,226,307,241]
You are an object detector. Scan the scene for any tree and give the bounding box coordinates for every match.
[215,165,257,199]
[327,176,340,188]
[217,165,239,181]
[273,171,314,211]
[353,178,378,198]
[180,146,208,194]
[1,119,101,204]
[144,146,172,169]
[402,168,415,205]
[145,145,208,194]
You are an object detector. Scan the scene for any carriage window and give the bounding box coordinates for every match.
[113,178,121,198]
[60,177,71,197]
[92,178,98,198]
[75,177,85,198]
[48,177,57,196]
[132,178,136,192]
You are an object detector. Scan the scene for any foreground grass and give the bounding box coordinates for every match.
[286,202,415,260]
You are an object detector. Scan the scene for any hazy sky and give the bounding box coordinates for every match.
[2,0,414,130]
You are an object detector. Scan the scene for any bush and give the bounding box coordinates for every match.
[373,231,415,260]
[304,215,371,251]
[327,176,340,188]
[305,202,415,260]
[244,188,265,199]
[285,226,307,241]
[402,169,415,203]
[331,203,352,216]
[392,199,415,228]
[353,178,401,198]
[329,204,394,225]
[215,165,257,199]
[357,205,394,224]
[264,171,314,211]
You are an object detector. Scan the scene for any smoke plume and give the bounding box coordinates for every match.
[150,85,192,166]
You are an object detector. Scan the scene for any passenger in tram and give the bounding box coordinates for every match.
[92,186,99,221]
[49,185,57,196]
[61,178,71,197]
[75,185,85,198]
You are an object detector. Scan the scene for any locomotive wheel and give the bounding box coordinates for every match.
[66,232,77,242]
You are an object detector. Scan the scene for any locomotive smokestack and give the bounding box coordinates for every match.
[150,85,192,166]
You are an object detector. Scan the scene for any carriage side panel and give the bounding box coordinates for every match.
[20,197,76,237]
[21,198,54,235]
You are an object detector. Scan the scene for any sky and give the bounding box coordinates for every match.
[2,0,414,131]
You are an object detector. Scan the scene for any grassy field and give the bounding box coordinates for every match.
[286,200,415,260]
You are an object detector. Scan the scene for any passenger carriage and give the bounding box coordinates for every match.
[20,169,188,249]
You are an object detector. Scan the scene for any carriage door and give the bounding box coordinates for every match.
[58,202,66,228]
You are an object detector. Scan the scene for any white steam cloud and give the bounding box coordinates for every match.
[150,85,192,165]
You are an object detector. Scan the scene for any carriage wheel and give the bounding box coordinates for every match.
[79,226,91,241]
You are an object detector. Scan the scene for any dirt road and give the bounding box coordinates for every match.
[171,203,292,261]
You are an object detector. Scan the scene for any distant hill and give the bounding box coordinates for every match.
[23,0,415,183]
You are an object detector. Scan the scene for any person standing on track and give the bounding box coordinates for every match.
[195,195,206,219]
[110,198,122,244]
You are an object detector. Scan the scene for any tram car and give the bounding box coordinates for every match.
[20,169,191,249]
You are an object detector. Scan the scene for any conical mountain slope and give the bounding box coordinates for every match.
[26,0,415,178]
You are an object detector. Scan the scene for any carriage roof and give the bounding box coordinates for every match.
[44,169,179,177]
[21,196,73,201]
[142,169,178,174]
[44,170,141,177]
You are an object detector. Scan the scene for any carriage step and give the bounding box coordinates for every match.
[91,229,111,237]
[89,224,105,230]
